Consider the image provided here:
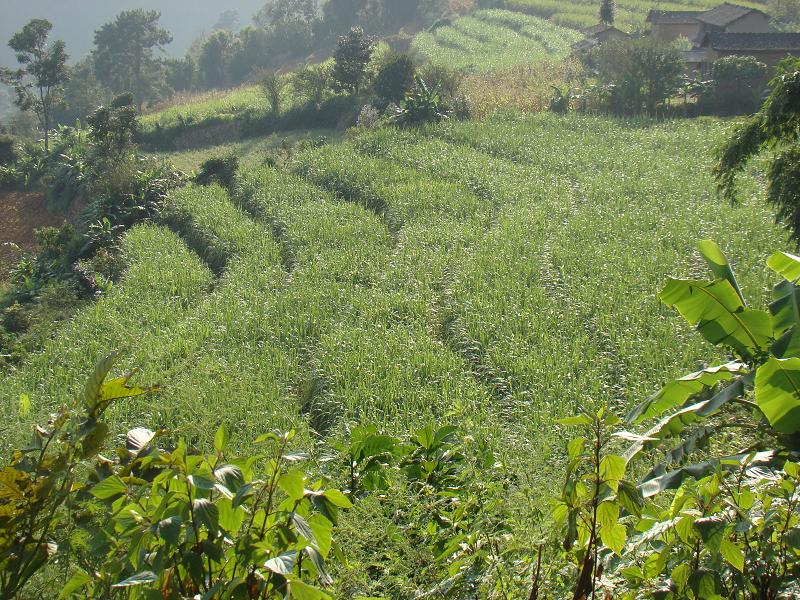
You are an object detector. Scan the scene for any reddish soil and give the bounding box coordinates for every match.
[0,191,65,281]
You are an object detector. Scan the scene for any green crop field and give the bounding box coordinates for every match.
[506,0,767,31]
[412,9,581,71]
[0,111,789,595]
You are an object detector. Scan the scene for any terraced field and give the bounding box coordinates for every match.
[412,9,581,71]
[0,115,786,583]
[506,0,767,31]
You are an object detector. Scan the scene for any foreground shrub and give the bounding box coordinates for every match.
[0,353,351,599]
[553,241,800,598]
[373,53,415,107]
[195,153,239,189]
[710,55,768,115]
[391,75,450,128]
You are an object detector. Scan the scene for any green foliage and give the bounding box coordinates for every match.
[373,53,415,106]
[710,55,768,115]
[92,9,173,109]
[554,241,800,597]
[600,0,616,25]
[261,71,286,115]
[1,19,69,153]
[0,352,157,599]
[195,153,239,189]
[0,135,19,165]
[332,27,377,95]
[591,38,685,115]
[390,75,450,127]
[716,58,800,242]
[292,64,333,108]
[0,353,351,599]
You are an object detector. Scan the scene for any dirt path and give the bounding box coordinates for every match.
[0,191,65,281]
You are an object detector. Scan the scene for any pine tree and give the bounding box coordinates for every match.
[600,0,615,25]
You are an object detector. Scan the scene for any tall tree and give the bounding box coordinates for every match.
[332,26,376,95]
[92,10,172,110]
[600,0,616,25]
[1,19,68,152]
[254,0,318,28]
[198,30,241,89]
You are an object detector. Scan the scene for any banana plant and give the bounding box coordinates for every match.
[623,240,800,498]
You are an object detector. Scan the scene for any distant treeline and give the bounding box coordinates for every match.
[1,0,453,131]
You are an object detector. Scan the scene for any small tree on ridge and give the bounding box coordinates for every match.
[332,26,376,95]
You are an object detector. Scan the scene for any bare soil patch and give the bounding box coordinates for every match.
[0,191,65,281]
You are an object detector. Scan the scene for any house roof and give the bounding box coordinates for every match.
[696,3,768,28]
[701,32,800,50]
[646,10,703,24]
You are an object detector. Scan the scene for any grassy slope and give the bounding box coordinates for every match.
[506,0,767,31]
[0,112,787,594]
[412,9,581,71]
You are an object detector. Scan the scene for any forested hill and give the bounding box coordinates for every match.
[0,0,265,65]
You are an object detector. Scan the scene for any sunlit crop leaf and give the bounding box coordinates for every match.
[756,357,800,433]
[659,278,772,358]
[767,250,800,281]
[698,240,745,305]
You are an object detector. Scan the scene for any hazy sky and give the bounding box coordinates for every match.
[0,0,266,67]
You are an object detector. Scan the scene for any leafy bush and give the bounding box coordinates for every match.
[0,134,18,165]
[373,53,416,107]
[0,353,352,599]
[710,55,768,115]
[332,27,377,95]
[391,75,450,128]
[590,38,685,115]
[553,241,800,598]
[195,153,239,189]
[716,57,800,241]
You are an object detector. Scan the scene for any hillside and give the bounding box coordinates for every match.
[0,111,787,593]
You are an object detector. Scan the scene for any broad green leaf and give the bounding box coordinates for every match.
[626,362,747,424]
[309,514,333,557]
[625,376,750,464]
[91,475,127,500]
[214,425,229,453]
[756,357,800,433]
[638,426,718,482]
[567,437,586,461]
[698,240,745,305]
[767,250,800,281]
[659,278,772,357]
[558,415,592,427]
[112,571,158,588]
[600,523,626,555]
[639,450,779,497]
[618,479,643,518]
[156,516,181,545]
[217,497,244,533]
[279,470,306,502]
[193,498,219,534]
[292,513,316,545]
[720,539,745,572]
[671,563,691,591]
[59,569,92,598]
[772,326,800,358]
[82,352,119,411]
[306,546,333,586]
[322,489,352,508]
[597,501,619,530]
[770,279,800,335]
[289,580,331,600]
[694,515,725,552]
[599,455,626,483]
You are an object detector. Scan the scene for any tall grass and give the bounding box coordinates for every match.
[1,113,789,576]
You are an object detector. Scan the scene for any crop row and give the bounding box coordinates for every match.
[413,9,580,71]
